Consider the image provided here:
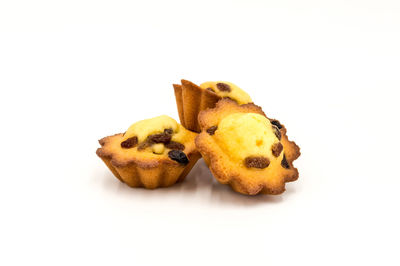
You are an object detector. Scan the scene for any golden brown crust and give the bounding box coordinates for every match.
[173,84,185,126]
[173,79,221,132]
[195,99,300,195]
[96,133,201,189]
[198,99,266,130]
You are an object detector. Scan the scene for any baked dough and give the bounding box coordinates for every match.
[195,99,300,195]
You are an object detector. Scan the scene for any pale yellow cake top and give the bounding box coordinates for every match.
[214,113,283,164]
[123,115,179,143]
[115,115,195,156]
[200,81,252,105]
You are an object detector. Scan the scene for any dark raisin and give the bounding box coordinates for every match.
[164,128,173,135]
[121,136,138,149]
[148,132,172,144]
[206,87,215,93]
[271,143,283,157]
[165,141,185,151]
[272,125,281,140]
[216,82,231,92]
[206,126,218,135]
[270,120,282,129]
[281,154,290,169]
[137,142,150,151]
[244,156,270,169]
[168,150,189,165]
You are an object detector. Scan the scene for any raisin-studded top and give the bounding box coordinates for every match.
[122,115,179,143]
[209,113,283,169]
[100,115,197,165]
[200,81,252,105]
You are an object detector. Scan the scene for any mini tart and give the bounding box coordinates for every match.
[195,99,300,195]
[96,115,201,189]
[173,79,252,132]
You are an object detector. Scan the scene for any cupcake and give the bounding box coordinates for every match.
[96,115,201,189]
[195,99,300,195]
[173,80,252,132]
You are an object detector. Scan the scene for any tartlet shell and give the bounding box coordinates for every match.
[96,133,201,189]
[173,79,221,132]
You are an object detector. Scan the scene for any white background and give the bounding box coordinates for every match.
[1,0,400,265]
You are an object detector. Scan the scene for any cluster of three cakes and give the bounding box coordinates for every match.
[96,80,300,195]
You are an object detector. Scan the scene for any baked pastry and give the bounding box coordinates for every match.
[96,115,201,189]
[195,99,300,195]
[173,80,252,132]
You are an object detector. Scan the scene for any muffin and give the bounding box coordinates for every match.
[195,99,300,195]
[96,115,201,189]
[173,80,252,132]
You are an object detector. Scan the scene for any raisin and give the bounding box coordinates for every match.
[165,141,185,151]
[137,142,150,151]
[216,82,231,92]
[244,156,270,169]
[206,126,218,135]
[148,132,172,144]
[270,120,282,129]
[271,143,283,157]
[164,128,173,135]
[206,87,215,93]
[272,125,281,140]
[281,154,290,169]
[121,136,138,149]
[168,150,189,165]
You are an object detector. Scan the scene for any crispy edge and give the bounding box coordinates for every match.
[175,79,220,132]
[96,133,199,169]
[173,84,185,127]
[96,133,201,188]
